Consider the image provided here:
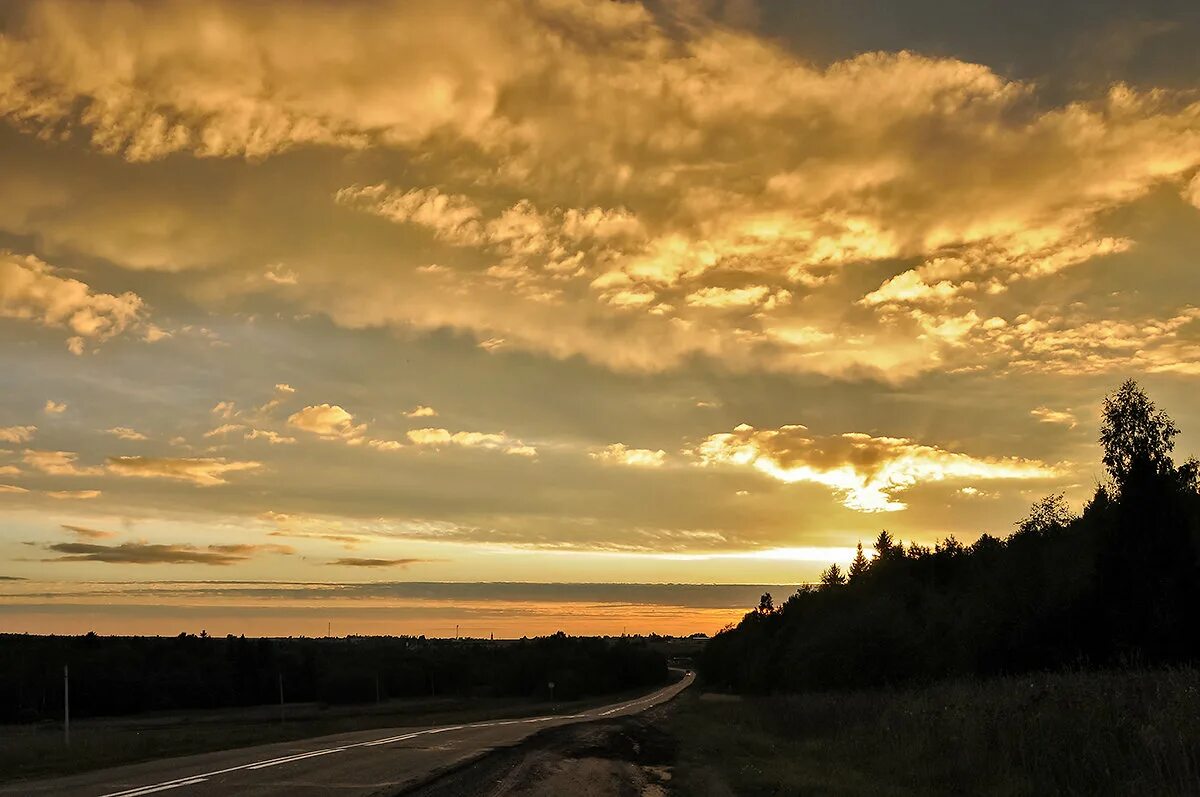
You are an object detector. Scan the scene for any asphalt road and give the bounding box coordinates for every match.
[4,672,694,797]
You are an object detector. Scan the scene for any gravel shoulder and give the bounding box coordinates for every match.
[401,703,683,797]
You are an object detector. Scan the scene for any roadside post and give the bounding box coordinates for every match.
[63,664,70,748]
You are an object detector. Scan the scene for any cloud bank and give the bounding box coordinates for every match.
[1,2,1196,378]
[694,424,1059,511]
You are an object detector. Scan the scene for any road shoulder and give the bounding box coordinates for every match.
[402,703,681,797]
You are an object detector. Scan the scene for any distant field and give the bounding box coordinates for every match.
[0,684,670,783]
[667,668,1200,796]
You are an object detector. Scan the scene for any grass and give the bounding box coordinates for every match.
[1,683,668,784]
[666,667,1200,796]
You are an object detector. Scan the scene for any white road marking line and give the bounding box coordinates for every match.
[360,732,421,747]
[245,747,345,769]
[92,674,692,796]
[597,687,674,716]
[235,751,325,769]
[357,723,462,747]
[98,777,208,797]
[600,700,641,716]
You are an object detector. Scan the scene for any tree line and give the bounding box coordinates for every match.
[0,631,667,722]
[702,380,1200,692]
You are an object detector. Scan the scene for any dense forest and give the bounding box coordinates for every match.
[702,380,1200,692]
[0,632,666,723]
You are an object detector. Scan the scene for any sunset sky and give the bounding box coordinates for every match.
[2,0,1199,637]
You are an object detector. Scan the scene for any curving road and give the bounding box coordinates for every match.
[4,672,693,797]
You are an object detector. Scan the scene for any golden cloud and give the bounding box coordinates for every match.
[1185,173,1200,209]
[0,252,147,354]
[1030,407,1077,428]
[268,530,365,549]
[264,265,298,285]
[45,489,101,500]
[23,449,102,476]
[0,426,36,444]
[685,285,779,309]
[335,185,486,246]
[287,404,366,439]
[244,429,296,445]
[212,401,237,419]
[693,424,1060,512]
[0,1,1197,385]
[984,307,1200,376]
[337,184,642,274]
[106,456,262,486]
[258,510,375,549]
[321,66,1200,378]
[106,427,148,441]
[861,236,1133,308]
[590,443,667,468]
[407,427,536,457]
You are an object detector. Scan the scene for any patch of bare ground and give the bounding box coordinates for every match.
[402,705,680,797]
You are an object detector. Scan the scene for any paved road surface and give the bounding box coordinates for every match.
[4,672,693,797]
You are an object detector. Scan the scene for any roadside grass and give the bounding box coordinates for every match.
[1,681,670,783]
[668,667,1200,796]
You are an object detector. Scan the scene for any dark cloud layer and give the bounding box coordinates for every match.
[328,558,433,568]
[41,542,290,566]
[60,524,117,539]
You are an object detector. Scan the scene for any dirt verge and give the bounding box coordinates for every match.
[400,704,679,797]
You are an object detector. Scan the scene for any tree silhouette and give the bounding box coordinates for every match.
[848,542,870,580]
[1100,378,1179,489]
[873,530,899,561]
[0,633,668,722]
[820,563,846,587]
[1015,493,1074,537]
[700,379,1200,694]
[935,535,963,556]
[757,592,774,614]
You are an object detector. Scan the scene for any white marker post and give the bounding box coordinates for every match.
[63,664,70,748]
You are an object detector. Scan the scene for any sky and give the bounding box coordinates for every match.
[1,0,1199,637]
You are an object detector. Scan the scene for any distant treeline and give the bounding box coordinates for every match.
[0,632,666,723]
[702,380,1200,692]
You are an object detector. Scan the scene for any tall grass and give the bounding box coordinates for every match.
[669,667,1200,796]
